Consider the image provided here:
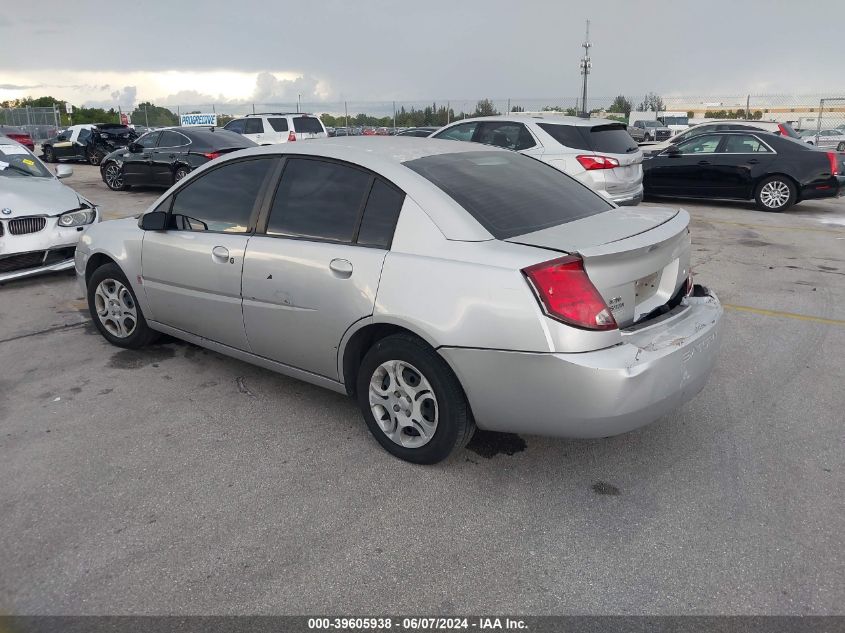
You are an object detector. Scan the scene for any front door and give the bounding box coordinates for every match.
[123,131,159,185]
[646,133,724,196]
[242,157,405,379]
[141,156,277,350]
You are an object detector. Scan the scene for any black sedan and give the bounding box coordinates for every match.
[100,127,256,191]
[643,131,845,211]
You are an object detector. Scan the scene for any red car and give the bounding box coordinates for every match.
[0,125,35,151]
[362,128,377,136]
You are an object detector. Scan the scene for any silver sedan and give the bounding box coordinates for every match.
[76,138,723,463]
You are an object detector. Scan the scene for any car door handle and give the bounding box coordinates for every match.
[747,159,760,164]
[697,160,711,165]
[212,246,230,262]
[329,258,353,278]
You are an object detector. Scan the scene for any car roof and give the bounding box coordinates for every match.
[213,137,506,241]
[447,113,622,128]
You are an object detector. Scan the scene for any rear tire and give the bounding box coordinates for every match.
[356,334,475,464]
[174,166,190,183]
[87,149,104,166]
[755,175,796,212]
[87,263,159,349]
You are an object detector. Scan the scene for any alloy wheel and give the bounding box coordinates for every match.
[759,180,791,209]
[94,278,137,338]
[175,168,188,182]
[368,360,439,449]
[104,163,124,190]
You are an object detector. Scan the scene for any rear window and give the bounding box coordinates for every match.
[292,117,324,134]
[403,151,612,240]
[538,122,638,154]
[268,118,289,132]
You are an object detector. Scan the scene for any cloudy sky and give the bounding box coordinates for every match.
[1,0,842,110]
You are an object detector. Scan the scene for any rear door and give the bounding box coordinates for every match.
[267,117,289,143]
[645,133,724,196]
[150,130,189,185]
[716,133,777,197]
[141,156,277,350]
[242,157,403,379]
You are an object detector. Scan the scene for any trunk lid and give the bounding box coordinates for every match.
[507,207,691,327]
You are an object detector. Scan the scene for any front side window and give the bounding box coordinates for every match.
[245,118,264,134]
[676,134,721,154]
[404,150,612,240]
[434,122,478,142]
[170,158,273,233]
[224,119,246,134]
[720,135,771,153]
[136,131,160,149]
[268,158,372,242]
[475,122,536,151]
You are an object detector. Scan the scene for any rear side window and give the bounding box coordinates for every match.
[475,122,536,151]
[539,123,637,154]
[404,151,612,240]
[245,119,264,134]
[268,158,371,242]
[268,118,289,132]
[292,117,324,134]
[171,158,273,233]
[357,180,405,248]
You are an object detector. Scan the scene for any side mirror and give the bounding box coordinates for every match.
[128,142,141,153]
[55,164,73,179]
[664,144,682,156]
[139,211,168,231]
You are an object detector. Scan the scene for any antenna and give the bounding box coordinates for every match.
[579,19,592,118]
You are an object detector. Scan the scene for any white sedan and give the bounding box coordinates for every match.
[0,137,100,283]
[802,129,845,151]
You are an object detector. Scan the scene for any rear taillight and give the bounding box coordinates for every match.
[288,131,296,142]
[684,271,694,296]
[201,152,221,160]
[576,155,620,170]
[826,152,839,176]
[522,256,617,331]
[8,133,31,144]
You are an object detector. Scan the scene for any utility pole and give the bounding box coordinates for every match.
[579,19,592,118]
[297,94,301,113]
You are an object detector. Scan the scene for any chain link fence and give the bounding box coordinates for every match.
[0,105,61,141]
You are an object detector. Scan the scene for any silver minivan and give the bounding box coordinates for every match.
[431,114,644,206]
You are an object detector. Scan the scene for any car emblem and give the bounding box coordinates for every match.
[1,208,11,215]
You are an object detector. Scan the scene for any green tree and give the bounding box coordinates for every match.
[511,105,525,113]
[637,92,665,112]
[473,98,498,117]
[130,102,179,127]
[608,95,632,118]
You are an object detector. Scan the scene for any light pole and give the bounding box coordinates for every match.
[297,94,301,113]
[579,19,592,117]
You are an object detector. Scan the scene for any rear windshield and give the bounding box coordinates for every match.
[538,122,638,154]
[192,130,256,150]
[293,117,324,134]
[268,118,289,132]
[403,151,612,240]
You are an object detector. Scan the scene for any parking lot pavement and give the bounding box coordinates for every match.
[1,176,844,614]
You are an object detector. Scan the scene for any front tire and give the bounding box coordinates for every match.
[87,263,159,349]
[102,162,127,191]
[837,142,845,151]
[44,146,56,163]
[356,334,475,464]
[755,175,796,212]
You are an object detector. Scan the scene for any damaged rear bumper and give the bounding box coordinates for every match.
[440,290,723,438]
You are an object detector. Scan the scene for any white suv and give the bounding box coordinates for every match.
[223,113,327,145]
[431,113,644,205]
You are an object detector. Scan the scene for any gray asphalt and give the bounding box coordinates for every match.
[1,162,843,615]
